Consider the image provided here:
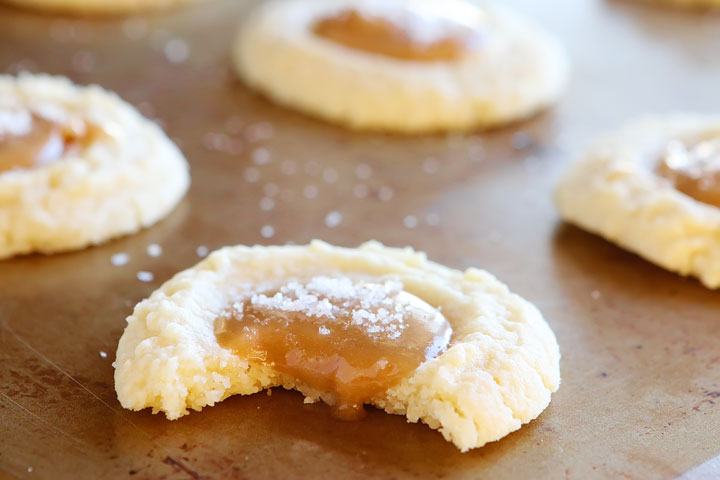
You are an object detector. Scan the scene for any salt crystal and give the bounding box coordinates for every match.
[137,271,154,282]
[303,184,318,199]
[591,290,601,300]
[72,51,95,73]
[196,245,209,257]
[110,253,129,266]
[164,38,189,63]
[251,148,271,165]
[146,243,162,257]
[355,163,372,180]
[378,186,394,202]
[99,351,107,358]
[325,211,342,228]
[244,167,260,183]
[403,215,418,229]
[261,225,275,239]
[353,184,368,199]
[260,197,275,211]
[28,467,33,473]
[319,326,331,335]
[426,213,440,226]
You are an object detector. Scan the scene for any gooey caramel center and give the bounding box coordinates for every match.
[0,112,94,175]
[657,137,720,208]
[312,8,478,62]
[215,276,452,420]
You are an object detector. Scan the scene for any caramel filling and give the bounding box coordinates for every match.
[312,8,478,62]
[216,276,452,420]
[657,137,720,207]
[0,113,92,174]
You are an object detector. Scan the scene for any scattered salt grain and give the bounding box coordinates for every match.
[110,253,129,266]
[164,38,189,63]
[245,122,274,142]
[146,243,162,257]
[99,351,108,359]
[426,213,440,226]
[244,167,260,183]
[353,184,368,199]
[403,215,419,229]
[196,245,209,257]
[378,186,394,202]
[591,290,601,300]
[137,271,154,282]
[325,211,342,228]
[303,184,318,199]
[260,197,275,211]
[251,147,271,165]
[261,225,275,239]
[28,467,33,473]
[355,163,372,180]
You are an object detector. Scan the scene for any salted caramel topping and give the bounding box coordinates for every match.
[657,137,720,207]
[312,8,479,62]
[215,276,452,420]
[0,113,92,174]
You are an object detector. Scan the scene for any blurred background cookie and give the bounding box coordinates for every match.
[233,0,570,133]
[0,73,190,258]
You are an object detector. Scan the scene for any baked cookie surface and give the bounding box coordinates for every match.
[0,74,189,259]
[114,241,561,452]
[233,0,569,133]
[1,0,201,14]
[556,114,720,288]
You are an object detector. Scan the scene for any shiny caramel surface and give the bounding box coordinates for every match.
[215,276,451,420]
[657,137,720,207]
[312,8,477,62]
[0,113,92,174]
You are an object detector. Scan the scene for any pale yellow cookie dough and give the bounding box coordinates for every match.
[556,114,720,288]
[233,0,569,133]
[114,240,561,452]
[1,0,201,14]
[0,73,189,259]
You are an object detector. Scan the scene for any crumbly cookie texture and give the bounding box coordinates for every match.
[0,74,189,259]
[555,114,720,288]
[1,0,201,14]
[114,240,561,452]
[233,0,569,133]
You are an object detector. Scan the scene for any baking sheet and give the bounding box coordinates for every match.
[1,0,720,478]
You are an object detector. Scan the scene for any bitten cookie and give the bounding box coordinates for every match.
[0,74,189,259]
[114,240,561,452]
[233,0,569,133]
[556,114,720,288]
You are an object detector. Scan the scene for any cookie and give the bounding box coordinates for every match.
[0,73,189,259]
[556,114,720,288]
[233,0,569,133]
[114,241,561,452]
[1,0,201,14]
